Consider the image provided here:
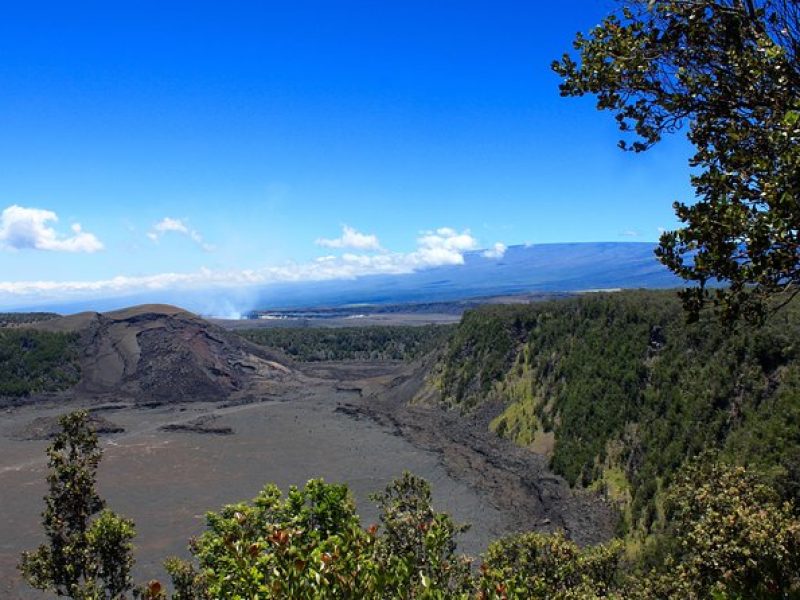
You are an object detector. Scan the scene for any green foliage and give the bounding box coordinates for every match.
[163,558,204,600]
[369,472,473,598]
[20,421,800,599]
[630,458,800,599]
[239,324,454,362]
[553,0,800,321]
[0,329,80,396]
[476,532,623,599]
[665,458,800,597]
[188,480,370,598]
[19,411,136,599]
[155,473,472,599]
[436,290,800,531]
[86,511,137,599]
[149,463,800,598]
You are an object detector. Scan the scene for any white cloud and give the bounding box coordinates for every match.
[408,227,478,266]
[482,242,507,259]
[316,225,382,251]
[148,217,214,251]
[620,229,641,238]
[0,225,500,306]
[657,226,667,235]
[152,217,188,235]
[0,205,103,253]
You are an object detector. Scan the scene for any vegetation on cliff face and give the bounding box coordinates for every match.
[239,324,454,362]
[0,329,80,397]
[433,290,800,535]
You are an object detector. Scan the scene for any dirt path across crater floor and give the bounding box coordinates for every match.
[0,359,615,598]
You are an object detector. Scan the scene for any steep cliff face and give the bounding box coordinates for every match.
[26,304,292,402]
[428,291,800,531]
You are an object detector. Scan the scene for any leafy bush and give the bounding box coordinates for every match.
[662,458,800,598]
[369,472,473,598]
[476,532,623,599]
[627,460,800,599]
[155,472,471,599]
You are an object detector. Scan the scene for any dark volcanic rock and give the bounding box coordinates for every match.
[159,415,233,435]
[353,358,618,547]
[12,414,124,440]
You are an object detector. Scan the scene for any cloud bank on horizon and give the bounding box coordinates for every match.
[0,207,508,308]
[482,242,508,259]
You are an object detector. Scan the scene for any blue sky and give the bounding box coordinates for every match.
[0,1,694,308]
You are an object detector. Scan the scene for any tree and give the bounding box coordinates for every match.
[553,0,800,321]
[19,411,136,599]
[633,457,800,598]
[369,472,473,598]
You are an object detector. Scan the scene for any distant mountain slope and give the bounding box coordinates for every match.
[16,242,681,316]
[252,242,681,309]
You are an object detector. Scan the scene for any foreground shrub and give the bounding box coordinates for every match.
[19,411,135,599]
[167,480,372,598]
[476,531,623,599]
[369,472,473,598]
[156,472,471,599]
[656,458,800,599]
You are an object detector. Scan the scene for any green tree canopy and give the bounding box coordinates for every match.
[639,457,800,598]
[553,0,800,321]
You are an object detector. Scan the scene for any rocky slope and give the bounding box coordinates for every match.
[24,304,292,403]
